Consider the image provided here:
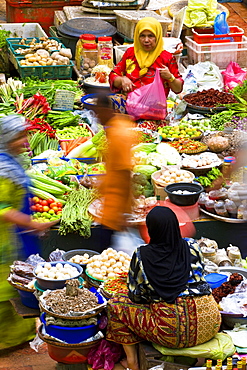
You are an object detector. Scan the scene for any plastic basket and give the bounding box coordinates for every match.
[7,36,65,56]
[16,58,74,79]
[114,10,172,40]
[0,23,48,38]
[185,35,247,70]
[192,26,244,44]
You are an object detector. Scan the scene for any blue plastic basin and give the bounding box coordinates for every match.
[18,289,39,309]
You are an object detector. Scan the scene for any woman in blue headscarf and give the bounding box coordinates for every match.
[0,114,55,350]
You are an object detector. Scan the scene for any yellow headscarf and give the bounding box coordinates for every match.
[134,17,163,76]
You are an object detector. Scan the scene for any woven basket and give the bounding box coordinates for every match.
[8,275,35,292]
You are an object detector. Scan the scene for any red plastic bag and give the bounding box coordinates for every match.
[222,62,247,90]
[87,339,124,370]
[126,69,167,121]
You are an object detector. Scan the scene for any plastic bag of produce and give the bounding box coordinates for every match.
[87,339,123,370]
[184,0,218,28]
[222,61,247,90]
[126,69,167,121]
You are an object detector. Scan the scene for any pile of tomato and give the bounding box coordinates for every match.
[30,197,63,222]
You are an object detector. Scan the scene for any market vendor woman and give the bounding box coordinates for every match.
[106,206,221,370]
[109,17,183,127]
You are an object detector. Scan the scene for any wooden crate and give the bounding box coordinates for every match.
[138,342,190,370]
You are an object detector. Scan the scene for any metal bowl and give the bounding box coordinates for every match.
[62,249,100,268]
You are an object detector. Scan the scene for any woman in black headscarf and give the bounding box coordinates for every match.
[106,206,221,370]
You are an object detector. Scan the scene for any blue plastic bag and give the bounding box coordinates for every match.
[214,12,233,41]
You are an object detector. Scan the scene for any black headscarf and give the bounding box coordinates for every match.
[140,206,191,303]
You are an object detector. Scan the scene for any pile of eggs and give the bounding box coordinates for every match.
[69,253,91,265]
[181,153,220,169]
[157,168,194,186]
[35,262,79,280]
[86,248,131,281]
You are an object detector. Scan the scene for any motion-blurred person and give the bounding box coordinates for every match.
[0,115,56,350]
[94,94,137,251]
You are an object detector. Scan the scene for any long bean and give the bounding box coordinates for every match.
[58,186,98,238]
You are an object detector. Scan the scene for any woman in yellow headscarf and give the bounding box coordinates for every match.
[109,17,183,128]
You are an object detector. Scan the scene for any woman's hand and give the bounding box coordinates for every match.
[159,66,174,81]
[113,76,134,93]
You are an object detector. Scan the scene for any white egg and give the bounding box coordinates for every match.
[42,267,49,275]
[56,263,63,270]
[108,272,115,278]
[37,272,44,278]
[109,258,116,266]
[48,272,56,279]
[104,260,111,268]
[44,262,52,270]
[115,261,122,268]
[108,266,114,272]
[35,266,42,274]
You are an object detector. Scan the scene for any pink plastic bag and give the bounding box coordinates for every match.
[222,62,247,90]
[126,69,167,121]
[87,339,124,370]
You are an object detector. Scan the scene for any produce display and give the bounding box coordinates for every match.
[153,168,194,187]
[86,248,131,281]
[35,262,79,280]
[184,89,237,108]
[41,285,100,315]
[212,273,243,303]
[83,64,111,86]
[158,124,202,140]
[68,253,91,265]
[168,138,208,154]
[102,273,128,297]
[181,153,222,169]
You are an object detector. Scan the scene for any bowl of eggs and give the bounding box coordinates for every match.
[165,182,204,206]
[62,249,100,268]
[34,261,83,290]
[85,248,131,287]
[151,168,195,188]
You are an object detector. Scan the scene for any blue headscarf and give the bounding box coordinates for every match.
[0,114,30,188]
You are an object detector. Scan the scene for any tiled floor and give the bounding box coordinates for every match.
[1,1,247,368]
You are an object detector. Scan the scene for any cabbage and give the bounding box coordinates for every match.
[147,152,167,168]
[132,165,157,179]
[131,143,156,154]
[156,143,181,165]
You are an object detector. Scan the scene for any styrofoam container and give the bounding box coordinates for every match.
[0,23,47,38]
[114,44,133,64]
[185,35,247,70]
[114,10,172,40]
[205,272,228,289]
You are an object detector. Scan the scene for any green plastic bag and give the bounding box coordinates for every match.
[184,0,219,28]
[153,333,235,361]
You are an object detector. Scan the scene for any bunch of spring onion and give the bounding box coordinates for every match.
[0,78,23,103]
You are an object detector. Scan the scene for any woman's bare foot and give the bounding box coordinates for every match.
[123,344,140,370]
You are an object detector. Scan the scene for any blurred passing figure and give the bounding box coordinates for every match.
[94,94,137,251]
[0,114,57,350]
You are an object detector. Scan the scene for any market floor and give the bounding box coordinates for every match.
[1,0,247,369]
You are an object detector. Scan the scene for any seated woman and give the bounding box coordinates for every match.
[106,206,221,370]
[109,17,184,129]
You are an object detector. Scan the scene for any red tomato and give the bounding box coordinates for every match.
[36,204,43,212]
[47,198,54,204]
[40,200,48,206]
[49,202,57,209]
[52,206,59,212]
[56,202,63,208]
[30,205,37,212]
[43,206,50,212]
[32,197,40,204]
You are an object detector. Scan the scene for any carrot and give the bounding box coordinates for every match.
[66,136,89,155]
[60,141,68,152]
